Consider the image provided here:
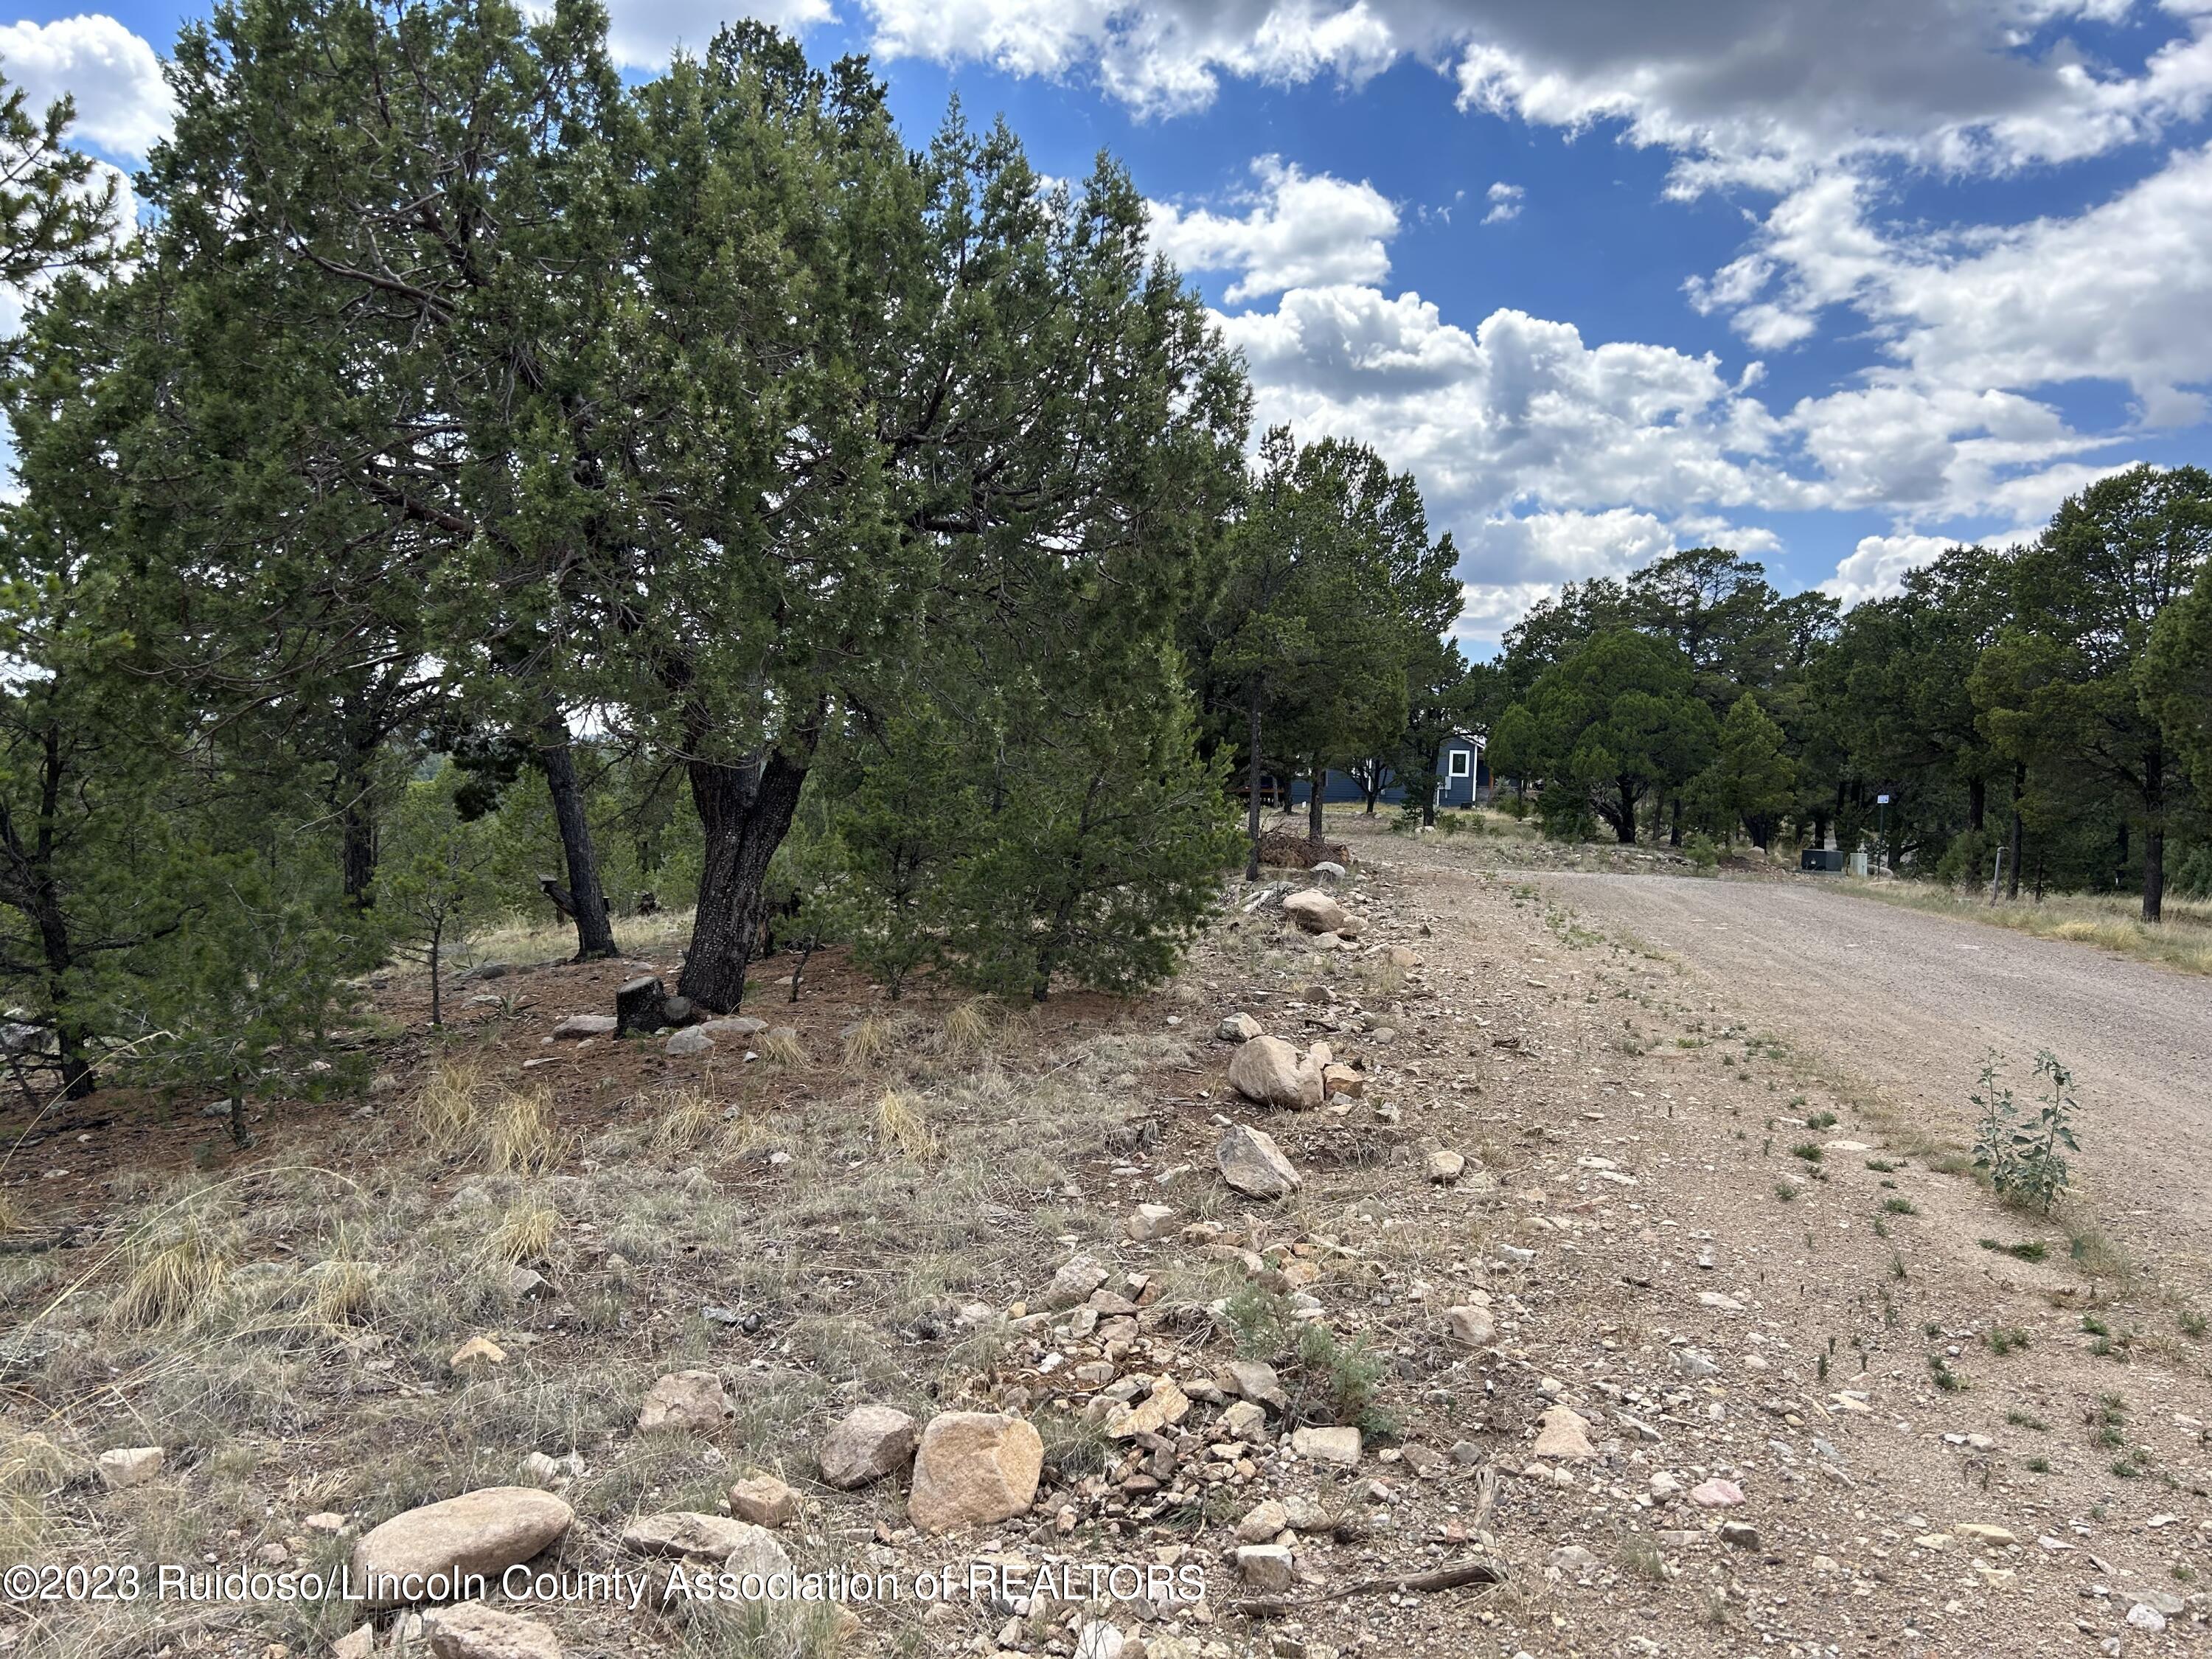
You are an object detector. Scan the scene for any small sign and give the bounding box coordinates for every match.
[1877,793,1891,804]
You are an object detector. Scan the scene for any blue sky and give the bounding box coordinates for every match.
[7,0,2212,650]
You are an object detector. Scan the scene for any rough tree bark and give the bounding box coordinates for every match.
[1307,762,1326,846]
[2143,740,2166,924]
[537,712,617,961]
[676,744,813,1013]
[1244,699,1265,883]
[2006,763,2024,900]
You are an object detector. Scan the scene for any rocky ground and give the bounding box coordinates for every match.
[2,810,2208,1659]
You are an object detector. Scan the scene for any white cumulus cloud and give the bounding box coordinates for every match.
[0,15,173,159]
[1148,157,1398,302]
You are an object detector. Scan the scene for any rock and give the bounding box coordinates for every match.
[95,1447,164,1489]
[1228,1036,1324,1110]
[333,1627,375,1659]
[620,1512,791,1577]
[1217,1124,1302,1199]
[1719,1521,1762,1550]
[1235,1544,1295,1592]
[1220,1358,1290,1414]
[552,1013,616,1040]
[1548,1545,1599,1573]
[1531,1406,1595,1463]
[820,1405,918,1489]
[425,1601,562,1659]
[1444,1306,1495,1349]
[1310,861,1347,880]
[1688,1478,1745,1509]
[1235,1500,1288,1543]
[908,1412,1044,1534]
[1697,1290,1746,1312]
[305,1512,348,1533]
[507,1265,553,1301]
[459,962,512,983]
[727,1475,800,1528]
[661,995,696,1025]
[352,1488,574,1607]
[449,1337,507,1370]
[1217,1013,1264,1043]
[1124,1203,1177,1242]
[1426,1150,1466,1183]
[1281,890,1348,934]
[2135,1589,2187,1616]
[1320,1062,1363,1099]
[1105,1378,1191,1439]
[1290,1426,1361,1466]
[2128,1603,2168,1634]
[700,1016,768,1039]
[665,1027,714,1057]
[1222,1400,1267,1439]
[637,1370,727,1434]
[1955,1523,2016,1543]
[1043,1256,1110,1310]
[1649,1471,1683,1501]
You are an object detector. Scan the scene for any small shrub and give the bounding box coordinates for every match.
[1865,1156,1899,1173]
[1983,1327,2030,1356]
[1790,1142,1824,1164]
[1882,1197,1918,1216]
[1806,1111,1838,1131]
[1929,1354,1964,1392]
[1972,1048,2080,1214]
[2024,1455,2051,1473]
[1978,1238,2048,1263]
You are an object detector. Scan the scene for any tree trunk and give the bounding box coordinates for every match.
[1812,809,1830,852]
[1967,776,1986,834]
[1307,764,1326,846]
[338,761,378,909]
[1668,796,1682,848]
[677,745,813,1013]
[1615,778,1638,844]
[1245,700,1265,883]
[2006,763,2023,900]
[539,714,617,961]
[2143,740,2165,923]
[428,918,443,1029]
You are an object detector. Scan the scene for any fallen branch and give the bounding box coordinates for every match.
[1230,1554,1508,1616]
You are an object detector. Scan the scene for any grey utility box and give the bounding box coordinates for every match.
[1801,848,1846,872]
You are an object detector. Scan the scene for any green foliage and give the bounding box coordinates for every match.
[1686,694,1797,846]
[1971,1048,2081,1214]
[376,764,504,1026]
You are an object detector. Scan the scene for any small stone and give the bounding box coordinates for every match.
[1426,1150,1466,1183]
[425,1600,562,1658]
[1955,1523,2016,1543]
[1236,1544,1295,1592]
[1531,1406,1595,1463]
[332,1627,375,1659]
[1444,1306,1495,1348]
[1290,1426,1361,1466]
[665,1027,714,1057]
[1125,1203,1177,1242]
[726,1475,800,1528]
[637,1369,727,1434]
[1649,1471,1683,1500]
[620,1512,791,1577]
[1719,1521,1761,1550]
[1043,1256,1110,1310]
[1106,1378,1191,1439]
[552,1014,616,1040]
[1281,891,1349,934]
[1688,1478,1745,1509]
[1217,1124,1302,1199]
[1217,1013,1264,1043]
[507,1266,553,1300]
[908,1412,1045,1534]
[2127,1603,2168,1634]
[352,1489,574,1609]
[1697,1290,1746,1312]
[820,1405,919,1489]
[449,1337,507,1371]
[1220,1359,1290,1414]
[1237,1500,1289,1543]
[95,1447,164,1489]
[1548,1545,1599,1573]
[1228,1036,1324,1110]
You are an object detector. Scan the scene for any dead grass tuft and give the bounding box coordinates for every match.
[841,1012,908,1071]
[0,1425,78,1561]
[489,1200,563,1267]
[942,998,995,1060]
[653,1084,726,1150]
[760,1027,808,1069]
[482,1084,561,1173]
[413,1055,491,1153]
[299,1231,382,1329]
[874,1090,938,1163]
[105,1211,234,1330]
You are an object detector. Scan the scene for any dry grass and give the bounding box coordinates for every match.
[298,1231,382,1328]
[105,1211,234,1330]
[460,905,698,973]
[489,1200,563,1267]
[759,1027,808,1068]
[874,1090,938,1163]
[841,1012,908,1071]
[0,1426,77,1562]
[650,1082,728,1150]
[943,998,995,1060]
[1851,882,2212,975]
[0,1186,22,1234]
[482,1083,562,1172]
[413,1055,490,1152]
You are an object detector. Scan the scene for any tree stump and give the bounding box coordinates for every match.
[616,976,668,1036]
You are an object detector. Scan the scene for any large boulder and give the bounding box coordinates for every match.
[637,1370,727,1433]
[819,1405,917,1489]
[352,1488,573,1607]
[1217,1124,1301,1200]
[619,1512,790,1579]
[908,1412,1044,1534]
[425,1602,561,1659]
[1227,1036,1324,1110]
[1281,890,1348,934]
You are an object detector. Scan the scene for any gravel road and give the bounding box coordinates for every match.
[1540,869,2212,1267]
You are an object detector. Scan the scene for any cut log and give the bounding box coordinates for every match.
[616,976,669,1036]
[538,873,577,922]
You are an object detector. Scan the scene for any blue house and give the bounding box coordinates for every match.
[1287,732,1489,809]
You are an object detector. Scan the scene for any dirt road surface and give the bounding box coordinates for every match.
[1541,869,2212,1270]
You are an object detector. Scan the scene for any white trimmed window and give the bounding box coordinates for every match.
[1447,750,1470,778]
